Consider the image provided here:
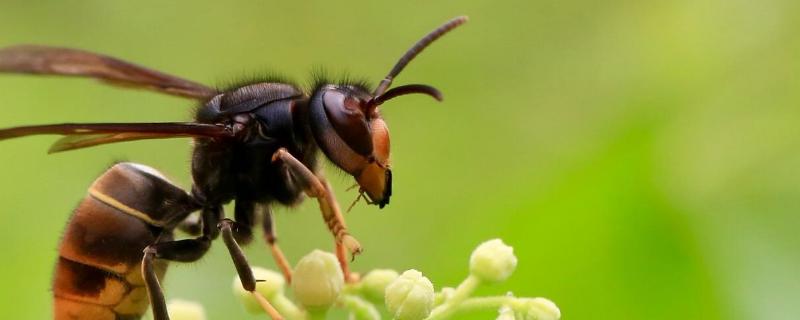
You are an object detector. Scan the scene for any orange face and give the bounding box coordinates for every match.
[355,117,391,206]
[309,85,392,207]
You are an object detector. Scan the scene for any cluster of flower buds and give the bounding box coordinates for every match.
[164,238,559,320]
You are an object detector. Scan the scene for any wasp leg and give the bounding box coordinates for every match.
[272,148,325,197]
[191,187,224,240]
[233,198,255,245]
[262,205,293,283]
[272,148,362,282]
[142,237,211,320]
[218,218,256,289]
[235,198,291,282]
[232,198,291,281]
[317,178,362,282]
[218,218,284,319]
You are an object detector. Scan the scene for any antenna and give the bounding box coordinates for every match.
[372,16,468,98]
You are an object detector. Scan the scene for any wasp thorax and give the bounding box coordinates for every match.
[309,84,392,207]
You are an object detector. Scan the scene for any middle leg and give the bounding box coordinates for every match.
[261,205,293,283]
[219,217,285,319]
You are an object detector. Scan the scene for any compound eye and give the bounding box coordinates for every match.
[323,90,373,156]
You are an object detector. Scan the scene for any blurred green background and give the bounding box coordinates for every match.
[1,1,799,319]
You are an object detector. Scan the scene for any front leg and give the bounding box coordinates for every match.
[273,148,362,281]
[271,148,325,198]
[316,178,363,282]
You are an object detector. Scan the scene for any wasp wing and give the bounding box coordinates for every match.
[0,122,231,153]
[0,45,218,100]
[49,132,200,153]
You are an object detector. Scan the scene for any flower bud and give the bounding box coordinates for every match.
[291,250,344,309]
[469,239,518,283]
[385,269,435,320]
[360,269,399,303]
[496,305,515,320]
[518,297,561,320]
[232,266,286,314]
[167,299,206,320]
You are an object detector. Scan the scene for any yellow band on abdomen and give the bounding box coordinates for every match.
[89,188,166,227]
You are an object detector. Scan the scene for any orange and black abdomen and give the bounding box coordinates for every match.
[53,163,197,320]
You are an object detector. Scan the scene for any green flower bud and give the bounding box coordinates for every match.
[469,239,517,283]
[232,266,286,314]
[292,249,344,309]
[518,298,561,320]
[167,299,206,320]
[360,269,399,303]
[385,269,435,320]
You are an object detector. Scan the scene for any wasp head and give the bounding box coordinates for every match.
[308,16,467,208]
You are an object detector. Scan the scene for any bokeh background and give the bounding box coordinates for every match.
[1,1,799,319]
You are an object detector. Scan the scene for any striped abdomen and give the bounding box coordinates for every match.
[53,163,197,320]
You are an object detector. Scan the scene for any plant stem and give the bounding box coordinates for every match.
[450,296,514,315]
[307,308,328,320]
[338,294,380,320]
[271,294,305,320]
[425,275,481,320]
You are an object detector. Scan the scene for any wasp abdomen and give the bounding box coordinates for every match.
[53,163,195,320]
